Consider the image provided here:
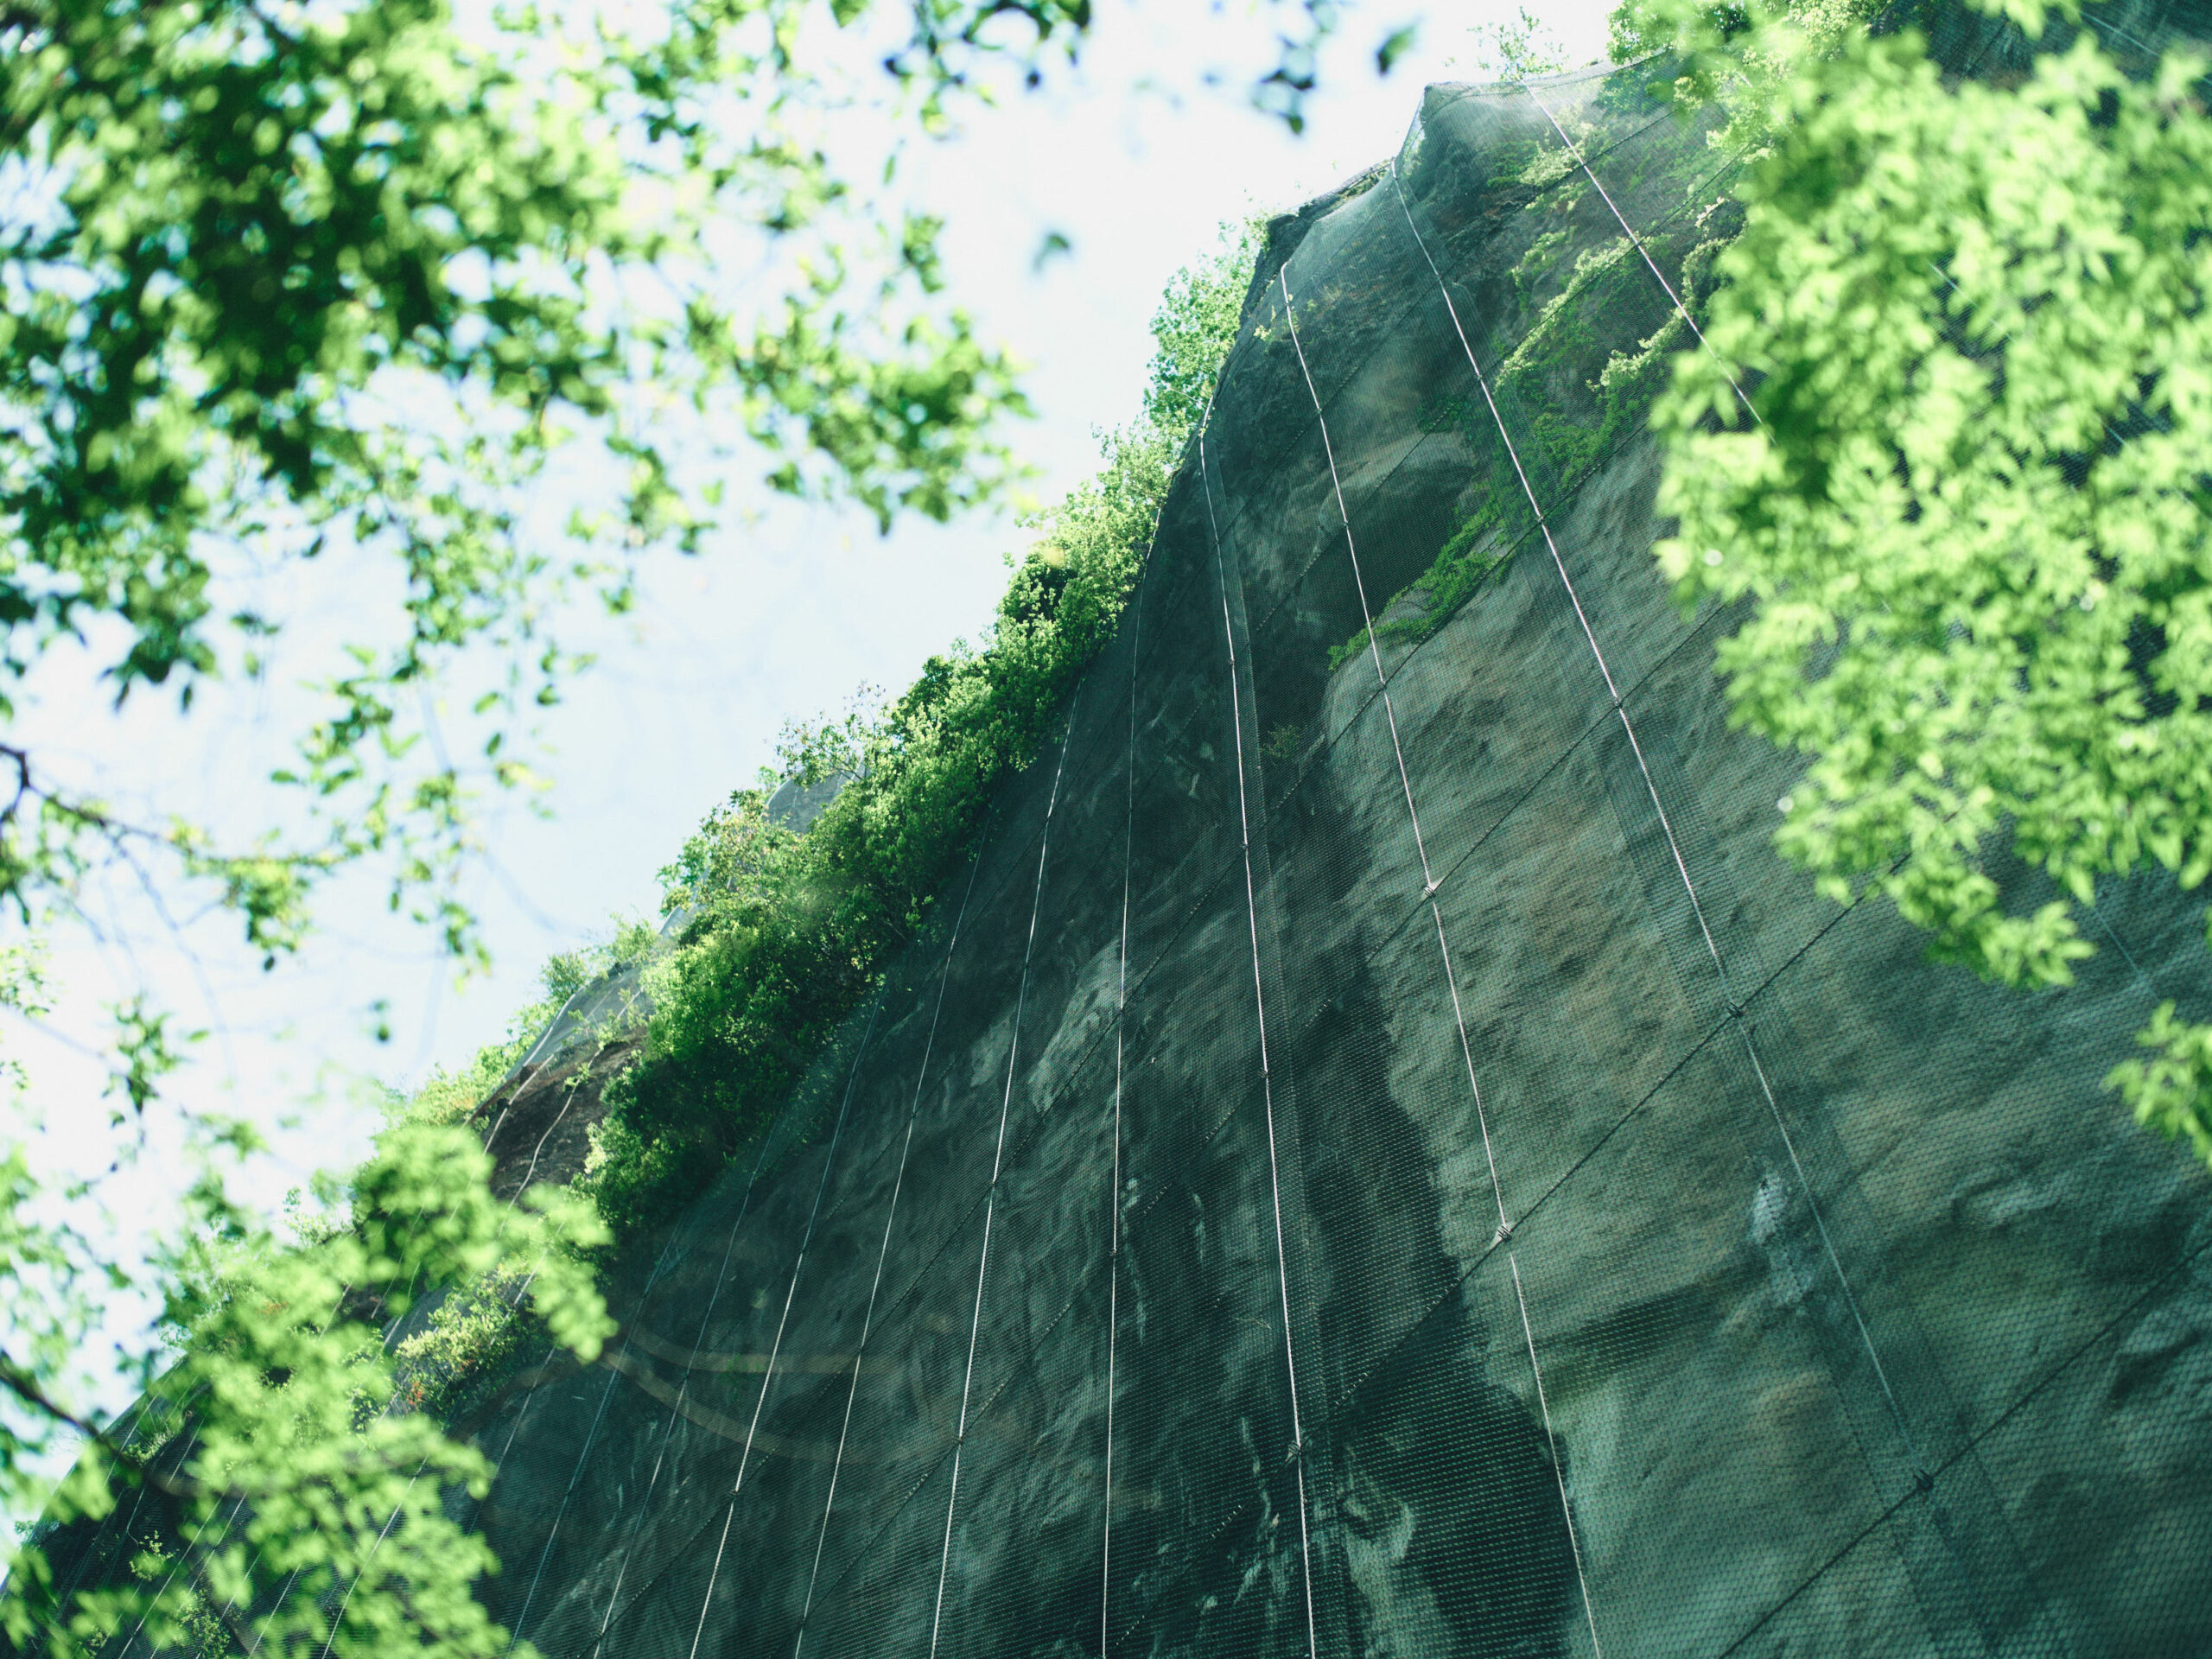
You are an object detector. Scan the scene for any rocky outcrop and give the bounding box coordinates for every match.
[465,16,2212,1659]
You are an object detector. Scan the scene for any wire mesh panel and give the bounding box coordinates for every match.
[519,40,2212,1659]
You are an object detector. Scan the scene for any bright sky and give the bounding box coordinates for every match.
[1,0,1617,1420]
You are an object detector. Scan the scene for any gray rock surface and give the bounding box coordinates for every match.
[465,23,2212,1659]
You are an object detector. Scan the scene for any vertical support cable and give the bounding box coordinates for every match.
[1277,259,1511,1243]
[790,830,994,1659]
[1277,265,1436,895]
[1511,1257,1606,1659]
[311,1463,427,1659]
[64,1408,181,1620]
[102,1426,210,1659]
[1384,155,1929,1485]
[927,686,1086,1659]
[1196,423,1320,1659]
[684,996,888,1659]
[296,1262,540,1659]
[589,1090,805,1656]
[1508,105,1957,1466]
[1101,527,1148,1659]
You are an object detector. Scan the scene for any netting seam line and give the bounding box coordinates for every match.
[1198,416,1322,1659]
[587,1051,820,1655]
[1510,1254,1606,1659]
[887,721,1090,984]
[957,1081,1258,1462]
[683,996,890,1659]
[499,1210,687,1650]
[927,684,1087,1659]
[780,818,994,1659]
[1103,496,1146,1659]
[1279,253,1512,1242]
[1717,1218,2212,1658]
[1389,144,1942,1498]
[1523,85,1761,427]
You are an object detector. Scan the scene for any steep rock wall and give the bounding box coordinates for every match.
[471,32,2212,1659]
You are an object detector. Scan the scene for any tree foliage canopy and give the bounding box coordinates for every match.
[1644,0,2212,1159]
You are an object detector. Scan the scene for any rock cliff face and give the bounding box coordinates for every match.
[476,27,2212,1659]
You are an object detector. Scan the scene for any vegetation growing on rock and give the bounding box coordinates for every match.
[585,223,1262,1237]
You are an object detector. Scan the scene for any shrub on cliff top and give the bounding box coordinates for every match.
[582,222,1259,1238]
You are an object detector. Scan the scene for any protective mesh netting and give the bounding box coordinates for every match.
[44,3,2212,1653]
